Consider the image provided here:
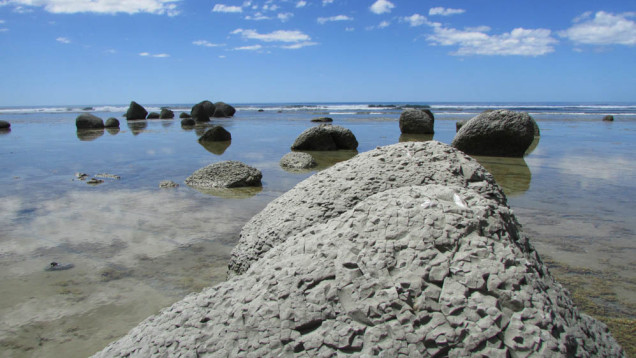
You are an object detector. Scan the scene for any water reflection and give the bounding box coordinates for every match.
[0,128,11,135]
[187,185,263,198]
[106,127,120,136]
[127,120,147,136]
[399,133,434,143]
[198,140,231,155]
[473,156,531,197]
[161,120,174,128]
[76,129,104,141]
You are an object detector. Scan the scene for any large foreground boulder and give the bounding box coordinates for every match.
[185,161,261,189]
[198,126,231,142]
[94,142,623,358]
[191,101,216,122]
[125,101,148,120]
[399,109,435,134]
[291,124,358,151]
[75,113,104,129]
[213,102,236,118]
[452,110,537,157]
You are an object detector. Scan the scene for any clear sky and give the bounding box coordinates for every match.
[0,0,635,106]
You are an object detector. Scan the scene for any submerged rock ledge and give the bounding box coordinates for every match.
[94,142,623,357]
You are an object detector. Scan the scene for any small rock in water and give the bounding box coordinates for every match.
[159,180,179,188]
[75,172,89,180]
[95,173,121,180]
[45,262,75,271]
[87,178,104,185]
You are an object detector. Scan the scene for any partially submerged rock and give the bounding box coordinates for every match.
[181,118,195,127]
[311,117,333,123]
[291,124,358,151]
[185,161,262,189]
[179,112,192,119]
[104,117,120,128]
[146,112,160,119]
[159,180,179,189]
[125,101,148,120]
[399,109,435,134]
[452,109,537,157]
[160,108,175,119]
[95,142,623,357]
[76,113,104,129]
[0,120,10,129]
[198,126,231,142]
[603,115,614,122]
[213,102,236,118]
[191,100,216,122]
[456,120,467,132]
[280,152,317,170]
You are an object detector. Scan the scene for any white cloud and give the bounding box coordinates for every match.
[278,12,293,22]
[234,44,263,51]
[1,0,180,16]
[560,11,636,46]
[345,27,354,32]
[427,25,558,56]
[262,4,278,12]
[193,40,223,47]
[402,13,428,27]
[322,0,334,5]
[139,52,170,57]
[245,12,270,20]
[56,36,70,44]
[0,28,8,32]
[370,0,394,15]
[429,7,465,16]
[212,4,242,13]
[378,20,390,29]
[231,28,311,43]
[0,20,4,24]
[281,41,318,49]
[296,1,306,8]
[317,14,353,24]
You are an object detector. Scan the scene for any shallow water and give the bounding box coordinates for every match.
[0,106,634,356]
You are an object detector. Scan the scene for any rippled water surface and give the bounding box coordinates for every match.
[0,106,634,357]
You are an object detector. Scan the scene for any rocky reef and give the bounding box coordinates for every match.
[94,142,623,357]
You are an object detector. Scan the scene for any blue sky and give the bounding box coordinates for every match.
[0,0,635,106]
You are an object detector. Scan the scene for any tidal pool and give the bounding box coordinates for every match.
[0,107,634,356]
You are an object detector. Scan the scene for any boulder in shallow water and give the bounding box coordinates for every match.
[603,115,614,122]
[212,102,236,118]
[452,109,537,157]
[311,117,333,123]
[399,108,435,134]
[191,101,216,122]
[280,152,317,170]
[104,117,120,128]
[180,118,195,126]
[198,126,231,142]
[125,101,148,120]
[179,112,191,119]
[0,120,11,129]
[185,161,262,189]
[76,113,104,129]
[160,108,174,119]
[456,120,467,132]
[291,124,358,151]
[94,142,624,358]
[146,112,160,119]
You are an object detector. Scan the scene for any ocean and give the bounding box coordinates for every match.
[0,102,634,356]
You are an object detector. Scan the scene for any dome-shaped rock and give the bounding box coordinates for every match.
[185,161,262,189]
[212,102,236,118]
[104,117,120,128]
[399,109,435,134]
[198,126,231,142]
[0,120,11,129]
[125,101,148,120]
[76,113,104,129]
[291,124,358,151]
[146,112,160,119]
[452,109,537,157]
[179,112,192,119]
[280,152,317,170]
[191,100,216,122]
[160,108,174,119]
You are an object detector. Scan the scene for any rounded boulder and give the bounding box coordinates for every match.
[452,109,537,157]
[186,161,262,189]
[125,101,148,120]
[160,108,175,119]
[291,124,358,151]
[0,120,10,129]
[76,113,104,129]
[191,101,216,122]
[280,152,317,170]
[213,102,236,118]
[104,117,120,128]
[198,126,231,142]
[399,109,435,134]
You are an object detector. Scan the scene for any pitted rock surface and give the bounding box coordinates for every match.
[280,152,317,170]
[94,184,623,357]
[291,124,358,151]
[185,161,262,189]
[230,141,505,276]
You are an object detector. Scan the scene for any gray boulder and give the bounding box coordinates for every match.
[185,161,262,189]
[160,108,175,119]
[94,142,623,358]
[104,117,120,128]
[291,124,358,151]
[452,109,537,157]
[75,113,104,129]
[146,112,160,119]
[311,117,333,123]
[280,152,317,170]
[0,120,10,129]
[456,120,467,132]
[399,109,435,134]
[198,126,231,142]
[213,102,236,118]
[191,101,216,122]
[603,115,614,122]
[179,112,192,119]
[181,118,195,126]
[125,101,148,120]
